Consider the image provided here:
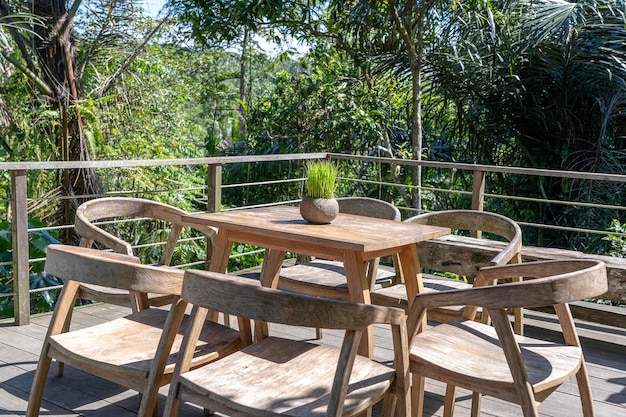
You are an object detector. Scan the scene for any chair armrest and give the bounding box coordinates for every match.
[178,218,218,242]
[490,238,522,266]
[75,218,133,255]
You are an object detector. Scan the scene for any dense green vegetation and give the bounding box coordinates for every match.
[0,1,625,316]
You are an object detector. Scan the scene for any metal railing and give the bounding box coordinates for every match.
[1,152,625,325]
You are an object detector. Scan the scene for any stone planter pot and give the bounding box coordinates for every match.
[299,196,339,224]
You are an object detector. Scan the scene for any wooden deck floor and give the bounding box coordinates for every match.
[1,303,625,417]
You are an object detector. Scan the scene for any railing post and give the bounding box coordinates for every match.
[471,169,486,239]
[11,170,29,325]
[207,164,222,214]
[206,164,222,270]
[471,169,486,211]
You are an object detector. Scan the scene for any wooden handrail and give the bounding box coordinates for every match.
[327,153,626,183]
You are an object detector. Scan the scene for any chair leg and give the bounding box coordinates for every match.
[316,327,323,339]
[515,384,540,417]
[138,393,159,417]
[514,306,524,335]
[223,313,231,327]
[443,384,456,417]
[26,349,53,417]
[55,298,75,377]
[54,360,65,378]
[381,392,397,417]
[512,274,524,336]
[411,374,426,417]
[512,254,524,336]
[162,388,181,417]
[575,361,596,417]
[470,392,482,417]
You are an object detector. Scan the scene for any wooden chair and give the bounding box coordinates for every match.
[371,210,523,415]
[57,197,218,377]
[371,209,523,332]
[407,259,607,417]
[278,197,401,300]
[27,245,245,417]
[73,196,217,312]
[163,270,410,417]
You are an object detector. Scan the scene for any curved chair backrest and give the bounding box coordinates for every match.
[338,197,401,221]
[45,244,184,295]
[408,259,607,331]
[31,244,242,417]
[75,197,216,266]
[184,270,406,330]
[469,259,607,310]
[405,210,522,278]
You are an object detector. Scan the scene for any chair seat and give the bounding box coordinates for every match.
[371,276,481,321]
[410,319,583,403]
[175,336,396,417]
[49,307,242,391]
[278,260,396,300]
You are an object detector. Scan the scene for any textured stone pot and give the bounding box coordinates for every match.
[299,196,339,224]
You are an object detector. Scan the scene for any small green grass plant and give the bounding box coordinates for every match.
[305,160,338,199]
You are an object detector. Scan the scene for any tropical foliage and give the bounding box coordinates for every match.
[1,0,625,316]
[0,219,61,319]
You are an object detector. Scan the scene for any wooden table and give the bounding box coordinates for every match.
[184,205,450,357]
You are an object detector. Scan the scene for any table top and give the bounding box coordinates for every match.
[184,206,450,253]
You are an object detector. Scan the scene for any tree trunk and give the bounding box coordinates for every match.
[389,0,426,210]
[238,28,249,141]
[32,0,100,242]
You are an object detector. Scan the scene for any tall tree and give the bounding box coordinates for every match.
[169,0,264,141]
[0,1,171,239]
[0,0,100,240]
[417,0,626,248]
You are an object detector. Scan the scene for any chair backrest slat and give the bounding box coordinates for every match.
[74,197,216,260]
[411,259,607,313]
[183,270,406,329]
[337,197,401,221]
[45,244,184,295]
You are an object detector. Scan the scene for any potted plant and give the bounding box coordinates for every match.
[300,160,339,224]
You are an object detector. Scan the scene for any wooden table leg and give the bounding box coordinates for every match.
[208,230,232,274]
[343,250,373,357]
[256,248,286,341]
[397,244,427,332]
[208,230,232,322]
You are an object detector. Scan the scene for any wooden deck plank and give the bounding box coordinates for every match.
[0,303,624,417]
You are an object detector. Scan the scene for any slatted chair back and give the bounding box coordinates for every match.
[163,270,410,417]
[373,209,523,327]
[337,196,401,221]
